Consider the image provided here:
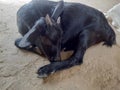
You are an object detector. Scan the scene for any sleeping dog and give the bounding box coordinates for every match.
[15,0,116,77]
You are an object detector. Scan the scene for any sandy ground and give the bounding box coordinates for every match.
[0,0,120,90]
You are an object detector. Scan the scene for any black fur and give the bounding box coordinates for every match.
[15,0,116,77]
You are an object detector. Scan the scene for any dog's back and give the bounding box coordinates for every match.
[60,3,116,50]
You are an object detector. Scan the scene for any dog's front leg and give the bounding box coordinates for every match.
[37,32,89,78]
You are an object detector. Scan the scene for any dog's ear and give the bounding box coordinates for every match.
[51,0,64,21]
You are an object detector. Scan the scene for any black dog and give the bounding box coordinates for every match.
[15,0,116,77]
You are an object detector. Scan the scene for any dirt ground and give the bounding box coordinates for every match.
[0,0,120,90]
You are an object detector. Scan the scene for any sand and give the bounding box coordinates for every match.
[0,0,120,90]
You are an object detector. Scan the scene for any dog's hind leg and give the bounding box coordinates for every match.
[102,24,116,47]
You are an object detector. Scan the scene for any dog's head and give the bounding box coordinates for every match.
[19,0,64,62]
[31,15,62,62]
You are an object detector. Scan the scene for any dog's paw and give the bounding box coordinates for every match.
[37,64,56,78]
[15,38,23,49]
[15,38,33,49]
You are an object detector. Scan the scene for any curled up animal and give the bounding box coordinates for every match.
[15,0,116,78]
